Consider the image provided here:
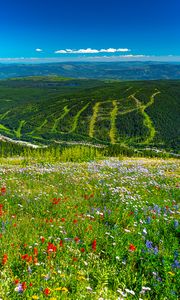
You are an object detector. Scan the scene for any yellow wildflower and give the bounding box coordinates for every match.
[168,271,175,276]
[61,287,68,292]
[54,287,68,292]
[52,271,57,275]
[54,287,62,291]
[32,296,39,300]
[77,275,86,281]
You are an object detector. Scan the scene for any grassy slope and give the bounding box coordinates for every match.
[0,77,179,151]
[0,157,179,299]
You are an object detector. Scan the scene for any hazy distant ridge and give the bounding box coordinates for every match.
[1,62,180,80]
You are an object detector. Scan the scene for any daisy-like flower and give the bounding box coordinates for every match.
[125,288,135,295]
[141,286,151,291]
[86,286,93,292]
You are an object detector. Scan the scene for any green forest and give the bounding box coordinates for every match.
[0,77,179,158]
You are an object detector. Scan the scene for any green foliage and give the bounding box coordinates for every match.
[0,77,179,155]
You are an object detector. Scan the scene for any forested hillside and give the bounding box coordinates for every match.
[0,77,179,152]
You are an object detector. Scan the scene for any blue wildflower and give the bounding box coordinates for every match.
[146,240,153,249]
[154,205,161,214]
[174,250,178,259]
[154,246,159,255]
[172,260,180,269]
[146,216,151,224]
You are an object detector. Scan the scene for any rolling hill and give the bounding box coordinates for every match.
[0,76,180,152]
[1,62,180,80]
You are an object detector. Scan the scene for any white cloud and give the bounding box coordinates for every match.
[54,48,130,54]
[55,48,99,54]
[35,48,43,52]
[68,48,99,53]
[75,48,99,53]
[117,48,130,52]
[99,48,117,53]
[55,49,67,54]
[100,48,130,53]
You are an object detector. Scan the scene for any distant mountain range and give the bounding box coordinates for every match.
[1,61,180,80]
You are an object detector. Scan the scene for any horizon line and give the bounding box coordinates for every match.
[0,55,180,64]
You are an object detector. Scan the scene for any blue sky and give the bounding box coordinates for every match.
[0,0,180,62]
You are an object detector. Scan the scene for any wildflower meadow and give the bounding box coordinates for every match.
[0,157,179,299]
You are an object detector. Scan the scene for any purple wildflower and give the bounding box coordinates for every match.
[146,216,151,224]
[154,246,159,255]
[172,260,180,269]
[15,283,23,293]
[146,240,153,249]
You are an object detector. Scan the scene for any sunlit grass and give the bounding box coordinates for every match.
[0,157,179,299]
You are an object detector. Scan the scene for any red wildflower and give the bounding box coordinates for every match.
[128,211,134,216]
[40,236,45,243]
[72,257,78,262]
[21,254,29,261]
[43,288,51,296]
[27,255,33,263]
[34,247,38,256]
[80,248,85,253]
[47,242,57,253]
[34,257,38,264]
[29,282,33,287]
[61,218,65,222]
[59,240,63,247]
[74,237,80,243]
[92,239,97,251]
[73,219,78,224]
[21,282,27,291]
[14,279,19,285]
[52,198,60,205]
[0,204,4,217]
[129,243,136,252]
[2,254,8,265]
[1,187,6,195]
